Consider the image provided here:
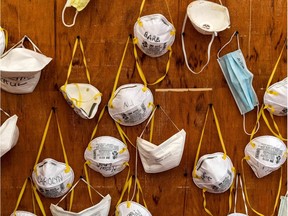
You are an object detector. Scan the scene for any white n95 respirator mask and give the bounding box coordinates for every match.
[244,135,286,178]
[32,158,75,198]
[11,211,37,216]
[0,35,52,94]
[264,77,288,116]
[0,109,19,157]
[108,83,153,126]
[0,27,7,55]
[117,201,152,216]
[134,14,175,57]
[84,136,130,177]
[193,152,235,193]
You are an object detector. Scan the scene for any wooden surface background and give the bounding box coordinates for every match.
[1,0,287,215]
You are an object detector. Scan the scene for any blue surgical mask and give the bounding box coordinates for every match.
[278,195,288,216]
[217,31,259,115]
[217,31,259,135]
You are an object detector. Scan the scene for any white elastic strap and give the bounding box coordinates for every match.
[139,106,157,138]
[237,174,248,215]
[0,108,10,117]
[55,177,104,206]
[243,105,260,136]
[181,13,215,74]
[217,31,239,58]
[218,0,223,5]
[131,141,139,201]
[62,3,79,27]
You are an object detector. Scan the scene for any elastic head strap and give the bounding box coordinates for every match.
[89,105,106,143]
[211,105,227,159]
[135,178,148,209]
[55,111,71,173]
[33,110,53,170]
[139,105,158,138]
[193,105,210,178]
[30,179,46,216]
[202,189,214,216]
[217,31,240,58]
[0,108,10,117]
[0,27,8,49]
[116,176,133,210]
[62,3,79,27]
[115,122,136,148]
[84,162,94,204]
[181,14,216,74]
[13,178,28,214]
[266,40,287,90]
[228,167,237,213]
[109,36,131,108]
[64,37,91,88]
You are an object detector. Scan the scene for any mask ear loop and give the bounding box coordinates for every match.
[181,13,216,74]
[232,174,248,215]
[243,104,260,136]
[62,2,79,27]
[133,0,175,85]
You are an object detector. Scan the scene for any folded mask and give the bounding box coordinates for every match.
[108,83,154,126]
[32,158,74,198]
[134,14,175,57]
[0,35,52,94]
[244,135,286,178]
[264,77,288,116]
[117,201,152,216]
[62,0,91,27]
[0,112,19,157]
[193,152,235,193]
[84,136,130,177]
[60,83,102,119]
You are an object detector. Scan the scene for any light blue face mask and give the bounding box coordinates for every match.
[278,194,288,216]
[217,31,259,135]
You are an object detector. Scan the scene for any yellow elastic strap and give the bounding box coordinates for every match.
[211,105,227,159]
[116,176,133,208]
[193,105,210,178]
[149,109,155,143]
[55,112,71,173]
[264,104,275,113]
[64,37,91,89]
[136,178,148,209]
[261,108,287,141]
[148,46,173,86]
[202,189,214,216]
[0,27,8,48]
[109,36,131,108]
[133,38,148,88]
[266,90,279,96]
[69,188,74,211]
[228,167,237,212]
[31,183,46,216]
[265,40,286,90]
[249,105,265,141]
[115,122,136,148]
[89,105,106,142]
[33,110,53,170]
[138,0,146,18]
[241,158,265,216]
[84,161,94,204]
[271,166,283,216]
[13,178,28,214]
[30,179,36,214]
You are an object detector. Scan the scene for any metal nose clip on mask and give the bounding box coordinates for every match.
[108,36,154,126]
[193,104,236,215]
[32,108,74,198]
[182,0,230,74]
[217,31,259,135]
[60,36,102,120]
[62,0,91,27]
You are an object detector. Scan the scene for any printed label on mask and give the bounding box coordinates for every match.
[141,41,167,56]
[93,143,119,160]
[211,170,232,192]
[37,175,64,186]
[38,183,65,197]
[255,144,283,164]
[1,76,34,87]
[119,103,147,124]
[96,163,118,173]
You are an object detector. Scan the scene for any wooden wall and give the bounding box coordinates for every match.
[1,0,287,215]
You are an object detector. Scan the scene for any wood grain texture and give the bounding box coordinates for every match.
[1,0,287,215]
